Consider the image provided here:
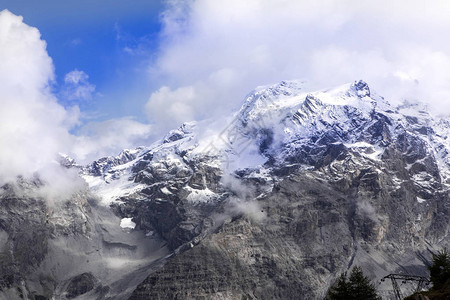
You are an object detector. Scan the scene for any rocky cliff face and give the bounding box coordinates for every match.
[1,80,449,299]
[0,178,169,300]
[125,81,449,299]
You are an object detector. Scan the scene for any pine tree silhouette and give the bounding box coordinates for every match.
[429,248,450,291]
[326,266,381,300]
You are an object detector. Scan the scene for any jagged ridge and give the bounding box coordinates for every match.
[77,80,450,299]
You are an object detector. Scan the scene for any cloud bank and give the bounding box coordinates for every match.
[4,0,450,188]
[0,9,155,186]
[145,0,450,129]
[0,9,78,185]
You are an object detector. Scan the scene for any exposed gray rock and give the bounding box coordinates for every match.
[1,80,450,300]
[129,148,449,299]
[0,180,169,300]
[65,273,96,299]
[124,81,450,299]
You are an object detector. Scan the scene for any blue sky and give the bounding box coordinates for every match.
[2,0,163,122]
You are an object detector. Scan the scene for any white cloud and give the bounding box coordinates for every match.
[0,10,151,194]
[145,85,199,131]
[0,9,78,185]
[73,117,153,163]
[62,69,96,101]
[5,0,450,191]
[69,38,82,46]
[144,0,450,127]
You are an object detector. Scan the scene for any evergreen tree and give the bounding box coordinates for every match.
[429,248,450,290]
[326,272,350,300]
[348,266,380,300]
[326,266,381,300]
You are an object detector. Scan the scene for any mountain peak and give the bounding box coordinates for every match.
[351,80,370,98]
[10,79,448,300]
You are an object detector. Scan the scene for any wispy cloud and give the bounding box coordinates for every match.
[69,38,82,46]
[73,117,153,163]
[114,21,157,56]
[62,69,96,102]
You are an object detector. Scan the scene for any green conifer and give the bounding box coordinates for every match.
[326,266,381,300]
[429,248,450,291]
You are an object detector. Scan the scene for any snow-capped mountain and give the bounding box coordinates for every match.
[84,80,450,209]
[1,80,449,299]
[77,80,450,299]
